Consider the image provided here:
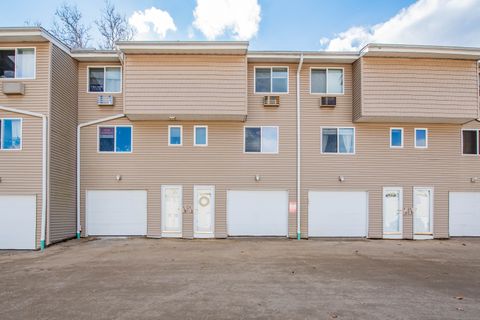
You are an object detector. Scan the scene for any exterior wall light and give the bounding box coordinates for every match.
[338,176,345,182]
[471,177,479,183]
[168,116,176,121]
[116,175,122,181]
[255,174,261,182]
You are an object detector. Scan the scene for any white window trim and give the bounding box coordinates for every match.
[244,126,279,154]
[0,47,36,80]
[390,128,404,149]
[97,125,133,153]
[310,67,345,95]
[461,129,479,156]
[0,118,23,151]
[168,125,183,146]
[320,127,355,155]
[253,66,289,95]
[193,125,208,147]
[87,66,122,94]
[414,128,428,149]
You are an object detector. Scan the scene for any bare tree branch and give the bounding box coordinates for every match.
[24,20,43,27]
[51,3,91,49]
[95,1,134,50]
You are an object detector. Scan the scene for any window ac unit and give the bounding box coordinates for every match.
[320,96,336,107]
[263,95,280,107]
[97,95,114,106]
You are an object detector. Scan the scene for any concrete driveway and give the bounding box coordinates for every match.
[0,238,479,320]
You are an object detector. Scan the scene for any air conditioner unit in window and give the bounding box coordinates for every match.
[263,95,280,107]
[97,95,114,106]
[320,96,336,107]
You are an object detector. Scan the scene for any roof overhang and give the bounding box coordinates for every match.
[247,51,359,63]
[70,49,120,62]
[0,27,71,54]
[361,43,480,60]
[116,41,249,55]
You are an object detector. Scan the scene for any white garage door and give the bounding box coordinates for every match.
[86,190,147,236]
[308,191,368,237]
[449,192,480,236]
[0,195,36,249]
[227,190,288,236]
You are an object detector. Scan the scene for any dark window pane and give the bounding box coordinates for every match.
[391,129,403,147]
[2,119,21,149]
[463,130,478,155]
[255,68,271,92]
[195,127,207,145]
[89,68,105,92]
[322,128,337,153]
[272,78,287,92]
[311,69,326,93]
[245,127,261,152]
[170,127,182,145]
[116,127,132,152]
[415,129,427,147]
[99,126,114,152]
[0,50,15,78]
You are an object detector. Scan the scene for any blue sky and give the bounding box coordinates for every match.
[1,0,480,50]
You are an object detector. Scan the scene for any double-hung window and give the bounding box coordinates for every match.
[169,125,183,146]
[88,66,121,93]
[415,128,428,148]
[98,126,132,153]
[390,128,403,148]
[244,126,279,153]
[194,126,208,146]
[0,48,35,79]
[0,118,22,150]
[255,67,288,93]
[311,68,343,94]
[321,127,354,154]
[462,129,479,155]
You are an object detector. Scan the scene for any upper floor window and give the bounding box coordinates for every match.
[88,66,121,93]
[415,128,428,148]
[321,127,354,154]
[462,129,479,155]
[98,125,132,153]
[311,68,343,94]
[245,126,279,153]
[0,118,22,150]
[169,125,183,146]
[390,128,404,148]
[255,67,288,93]
[194,126,208,146]
[0,48,35,79]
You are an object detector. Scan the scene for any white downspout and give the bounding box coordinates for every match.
[77,114,126,238]
[0,106,47,250]
[296,54,304,240]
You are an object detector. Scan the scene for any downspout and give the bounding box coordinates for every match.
[0,106,47,250]
[476,61,480,121]
[77,114,126,238]
[296,54,304,240]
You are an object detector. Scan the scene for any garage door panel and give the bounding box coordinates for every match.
[227,191,288,236]
[0,195,36,249]
[449,192,480,236]
[309,191,368,237]
[87,190,147,236]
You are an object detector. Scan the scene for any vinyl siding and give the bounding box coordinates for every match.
[123,54,247,119]
[79,62,297,238]
[0,41,50,249]
[48,44,78,244]
[354,57,479,123]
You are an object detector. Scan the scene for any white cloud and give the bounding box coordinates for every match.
[321,0,480,51]
[129,7,177,40]
[193,0,261,40]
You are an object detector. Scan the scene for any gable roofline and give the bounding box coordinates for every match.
[0,27,71,55]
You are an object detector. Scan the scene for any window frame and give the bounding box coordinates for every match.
[243,126,279,154]
[320,127,355,155]
[87,65,122,94]
[0,118,23,151]
[414,128,428,149]
[253,66,289,95]
[390,128,404,149]
[0,47,36,80]
[461,129,479,156]
[310,67,345,95]
[168,125,183,146]
[97,125,133,153]
[193,125,208,147]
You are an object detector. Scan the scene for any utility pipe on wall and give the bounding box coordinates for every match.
[0,106,48,250]
[76,114,126,238]
[296,54,304,240]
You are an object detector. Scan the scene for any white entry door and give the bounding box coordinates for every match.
[194,186,215,238]
[161,186,182,237]
[413,188,433,239]
[383,187,403,239]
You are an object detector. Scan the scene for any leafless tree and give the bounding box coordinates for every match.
[95,1,134,50]
[51,3,91,48]
[24,20,43,27]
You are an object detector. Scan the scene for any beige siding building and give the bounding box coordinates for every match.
[1,28,479,249]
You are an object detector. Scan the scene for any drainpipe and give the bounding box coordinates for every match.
[296,54,304,240]
[0,106,48,250]
[476,61,480,121]
[77,114,126,238]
